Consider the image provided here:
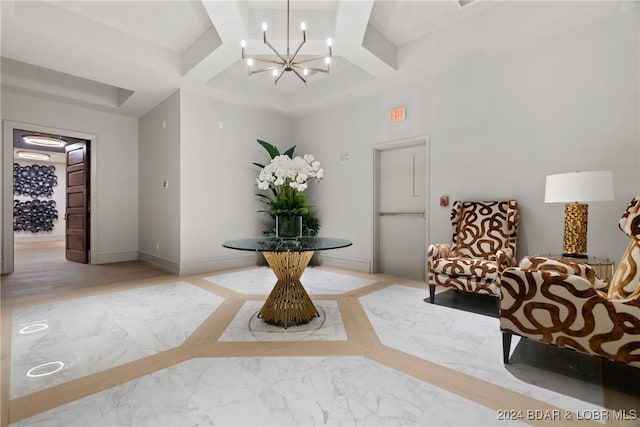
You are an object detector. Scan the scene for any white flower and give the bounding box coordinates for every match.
[256,154,323,194]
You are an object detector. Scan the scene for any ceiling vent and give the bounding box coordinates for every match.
[457,0,478,8]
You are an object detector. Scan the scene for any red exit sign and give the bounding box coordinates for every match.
[389,107,406,123]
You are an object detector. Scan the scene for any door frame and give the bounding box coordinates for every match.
[372,134,430,277]
[2,120,98,274]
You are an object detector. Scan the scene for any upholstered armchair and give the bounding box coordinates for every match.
[427,200,519,304]
[499,196,640,368]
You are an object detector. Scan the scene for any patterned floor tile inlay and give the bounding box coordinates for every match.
[360,284,606,416]
[10,281,224,398]
[204,266,376,295]
[220,300,347,342]
[10,356,521,427]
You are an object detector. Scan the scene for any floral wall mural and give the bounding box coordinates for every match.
[13,163,60,233]
[13,199,59,233]
[13,163,58,198]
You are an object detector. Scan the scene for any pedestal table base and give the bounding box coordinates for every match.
[260,251,317,328]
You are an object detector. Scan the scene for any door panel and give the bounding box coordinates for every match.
[65,141,89,263]
[378,144,427,280]
[67,170,85,187]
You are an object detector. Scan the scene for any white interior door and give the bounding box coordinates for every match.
[377,143,427,280]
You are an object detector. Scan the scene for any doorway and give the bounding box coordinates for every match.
[2,121,97,274]
[373,136,429,280]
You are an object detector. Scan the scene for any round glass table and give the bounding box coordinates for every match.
[222,237,352,328]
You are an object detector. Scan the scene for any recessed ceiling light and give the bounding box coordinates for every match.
[17,151,51,161]
[22,135,67,148]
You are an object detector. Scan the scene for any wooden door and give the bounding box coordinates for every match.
[377,144,427,280]
[65,141,90,263]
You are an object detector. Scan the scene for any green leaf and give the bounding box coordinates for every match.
[257,139,280,159]
[253,162,265,169]
[283,145,296,157]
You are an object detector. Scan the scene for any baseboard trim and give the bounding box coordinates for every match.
[14,235,64,243]
[138,251,181,275]
[95,251,138,264]
[178,254,259,276]
[317,254,371,273]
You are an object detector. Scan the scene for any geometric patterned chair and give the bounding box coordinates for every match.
[499,196,640,368]
[427,200,519,304]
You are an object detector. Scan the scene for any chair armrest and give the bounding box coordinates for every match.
[496,249,516,271]
[499,268,607,343]
[498,267,640,364]
[519,256,608,291]
[427,244,451,267]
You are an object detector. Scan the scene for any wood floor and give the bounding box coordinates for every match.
[1,241,170,306]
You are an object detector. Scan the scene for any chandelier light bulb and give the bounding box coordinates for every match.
[303,68,309,76]
[247,58,254,66]
[327,38,332,47]
[241,40,246,48]
[262,22,268,32]
[324,57,331,65]
[273,69,278,76]
[300,22,306,31]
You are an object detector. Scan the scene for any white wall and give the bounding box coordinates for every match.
[138,90,181,272]
[137,89,291,275]
[178,90,291,274]
[2,91,139,264]
[292,3,639,270]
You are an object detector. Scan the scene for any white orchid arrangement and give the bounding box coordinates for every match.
[256,154,324,193]
[253,139,323,236]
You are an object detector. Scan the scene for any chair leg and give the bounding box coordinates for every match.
[502,332,512,364]
[429,284,435,304]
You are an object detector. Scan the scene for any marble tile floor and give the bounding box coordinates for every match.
[3,266,640,426]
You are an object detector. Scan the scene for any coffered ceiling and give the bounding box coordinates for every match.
[0,1,633,118]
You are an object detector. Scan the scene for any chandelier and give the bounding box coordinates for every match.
[240,0,332,85]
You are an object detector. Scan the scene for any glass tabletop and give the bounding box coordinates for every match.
[222,237,352,252]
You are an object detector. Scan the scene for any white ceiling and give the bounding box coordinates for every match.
[0,0,634,118]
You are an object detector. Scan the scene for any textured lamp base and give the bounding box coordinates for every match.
[260,251,318,328]
[563,203,588,258]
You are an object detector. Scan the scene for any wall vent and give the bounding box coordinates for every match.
[457,0,478,8]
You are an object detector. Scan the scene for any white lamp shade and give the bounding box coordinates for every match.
[545,171,614,203]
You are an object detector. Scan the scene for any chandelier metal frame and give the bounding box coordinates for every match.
[241,0,332,85]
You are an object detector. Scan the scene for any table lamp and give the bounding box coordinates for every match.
[544,171,614,258]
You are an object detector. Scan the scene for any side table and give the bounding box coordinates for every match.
[541,253,615,281]
[222,237,352,328]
